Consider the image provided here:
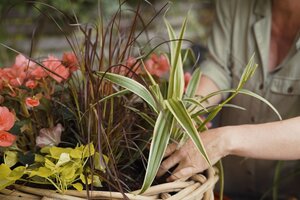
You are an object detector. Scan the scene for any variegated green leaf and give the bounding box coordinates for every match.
[149,84,165,108]
[140,110,173,193]
[237,55,257,89]
[166,17,187,99]
[197,106,222,132]
[164,19,176,58]
[191,104,246,119]
[126,106,155,127]
[238,89,281,120]
[200,89,281,120]
[185,67,202,98]
[96,72,158,112]
[165,98,210,165]
[184,97,208,113]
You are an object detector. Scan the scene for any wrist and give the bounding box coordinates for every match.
[219,125,240,157]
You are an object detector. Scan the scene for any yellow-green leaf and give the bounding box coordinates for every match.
[7,166,26,181]
[94,152,109,171]
[49,146,72,159]
[0,179,14,190]
[45,158,56,170]
[60,163,77,181]
[72,183,83,191]
[82,143,95,158]
[29,167,53,178]
[0,164,12,179]
[56,153,71,167]
[4,151,18,167]
[92,175,102,187]
[80,173,92,185]
[35,154,45,163]
[40,146,51,154]
[70,148,82,159]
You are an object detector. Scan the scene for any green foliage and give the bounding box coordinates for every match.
[0,0,281,197]
[0,143,103,192]
[101,15,280,194]
[99,16,212,193]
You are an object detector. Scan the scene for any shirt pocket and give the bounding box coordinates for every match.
[270,77,300,95]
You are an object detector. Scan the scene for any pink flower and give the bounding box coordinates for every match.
[2,65,27,87]
[36,124,64,147]
[14,54,49,80]
[0,107,15,131]
[25,80,38,89]
[43,55,70,83]
[112,57,141,77]
[30,66,48,80]
[126,57,141,74]
[144,54,170,77]
[14,54,36,69]
[0,131,17,147]
[62,52,78,73]
[184,72,192,91]
[25,96,40,107]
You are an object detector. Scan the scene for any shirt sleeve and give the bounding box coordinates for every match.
[200,0,235,99]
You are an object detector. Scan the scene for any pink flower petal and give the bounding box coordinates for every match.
[25,97,40,107]
[36,124,64,148]
[0,107,15,131]
[0,131,17,147]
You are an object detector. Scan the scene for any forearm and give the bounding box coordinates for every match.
[196,75,222,106]
[223,116,300,160]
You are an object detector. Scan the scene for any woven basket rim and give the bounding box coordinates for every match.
[1,167,218,200]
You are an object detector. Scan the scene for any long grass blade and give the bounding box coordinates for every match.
[165,17,187,99]
[125,106,155,127]
[96,71,158,112]
[140,110,173,193]
[190,103,246,118]
[200,89,281,120]
[238,89,281,120]
[165,98,210,165]
[185,67,202,98]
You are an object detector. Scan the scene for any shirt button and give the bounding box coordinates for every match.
[287,86,293,93]
[259,83,264,90]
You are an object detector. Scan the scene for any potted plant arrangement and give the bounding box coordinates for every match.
[0,1,280,199]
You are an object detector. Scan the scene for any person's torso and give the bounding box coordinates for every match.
[215,0,300,199]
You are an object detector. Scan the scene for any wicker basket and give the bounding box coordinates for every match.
[0,168,218,200]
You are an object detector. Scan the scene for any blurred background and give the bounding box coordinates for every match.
[0,0,215,66]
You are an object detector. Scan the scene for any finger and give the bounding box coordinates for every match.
[163,143,177,158]
[167,166,196,182]
[157,151,182,177]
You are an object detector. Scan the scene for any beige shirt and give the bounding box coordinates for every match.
[201,0,300,199]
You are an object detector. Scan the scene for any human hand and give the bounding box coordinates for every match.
[157,128,228,181]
